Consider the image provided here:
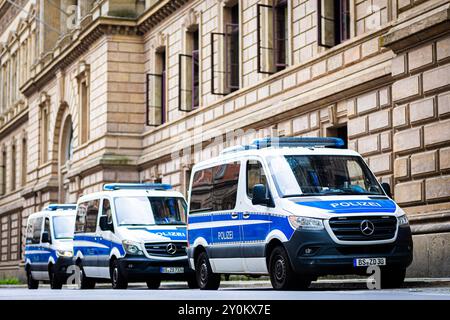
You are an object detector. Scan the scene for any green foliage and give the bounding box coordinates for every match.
[0,277,22,285]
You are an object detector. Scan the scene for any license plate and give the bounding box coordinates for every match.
[353,258,386,267]
[160,267,184,274]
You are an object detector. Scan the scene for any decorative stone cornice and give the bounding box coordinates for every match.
[381,2,450,53]
[182,8,200,30]
[138,0,190,33]
[150,31,167,51]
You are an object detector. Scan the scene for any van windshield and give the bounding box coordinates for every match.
[267,155,384,197]
[52,216,76,239]
[114,197,187,226]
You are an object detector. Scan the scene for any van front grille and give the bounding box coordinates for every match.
[329,216,397,241]
[144,242,187,257]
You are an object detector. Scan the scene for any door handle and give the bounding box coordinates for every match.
[231,212,239,219]
[243,213,250,219]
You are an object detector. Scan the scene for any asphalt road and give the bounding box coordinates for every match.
[0,281,449,300]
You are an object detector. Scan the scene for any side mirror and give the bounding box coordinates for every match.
[41,231,51,244]
[99,216,113,232]
[381,182,392,198]
[252,184,273,207]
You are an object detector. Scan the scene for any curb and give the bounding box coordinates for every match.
[2,278,450,289]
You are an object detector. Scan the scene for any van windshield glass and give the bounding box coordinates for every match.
[267,155,384,197]
[52,216,76,239]
[114,197,187,226]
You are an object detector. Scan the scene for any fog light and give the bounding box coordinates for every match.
[302,247,318,256]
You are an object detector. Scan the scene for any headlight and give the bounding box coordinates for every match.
[56,250,73,258]
[289,216,324,230]
[397,215,409,226]
[122,240,144,255]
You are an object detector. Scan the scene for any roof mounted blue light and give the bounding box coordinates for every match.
[45,204,76,211]
[103,183,173,191]
[252,137,345,149]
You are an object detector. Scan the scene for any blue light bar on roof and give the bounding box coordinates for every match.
[252,137,345,149]
[103,183,173,191]
[45,204,76,211]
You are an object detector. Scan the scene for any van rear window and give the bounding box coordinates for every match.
[190,162,240,213]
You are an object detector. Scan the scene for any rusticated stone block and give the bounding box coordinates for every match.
[393,127,422,153]
[411,150,437,176]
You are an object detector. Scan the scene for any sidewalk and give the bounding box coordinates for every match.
[2,278,450,289]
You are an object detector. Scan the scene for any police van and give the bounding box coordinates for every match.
[72,183,196,289]
[24,204,76,289]
[186,137,413,290]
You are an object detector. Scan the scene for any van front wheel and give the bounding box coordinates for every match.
[146,278,161,289]
[111,259,128,289]
[49,266,63,289]
[381,268,406,289]
[196,251,220,290]
[269,246,299,290]
[27,269,39,289]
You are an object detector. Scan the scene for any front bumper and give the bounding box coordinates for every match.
[118,256,195,281]
[284,225,413,276]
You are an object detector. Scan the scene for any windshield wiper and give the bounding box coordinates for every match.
[283,193,318,198]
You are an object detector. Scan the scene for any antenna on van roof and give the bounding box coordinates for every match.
[103,183,173,191]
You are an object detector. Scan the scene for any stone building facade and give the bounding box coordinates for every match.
[0,0,449,279]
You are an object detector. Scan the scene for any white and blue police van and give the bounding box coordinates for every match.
[24,204,77,289]
[186,137,413,290]
[72,183,196,289]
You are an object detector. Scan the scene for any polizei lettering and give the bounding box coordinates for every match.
[330,201,383,208]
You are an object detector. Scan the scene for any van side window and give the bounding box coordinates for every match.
[247,160,268,198]
[213,162,240,211]
[43,217,51,242]
[189,161,241,213]
[31,217,43,244]
[190,168,213,213]
[75,200,100,233]
[26,218,37,244]
[102,199,113,224]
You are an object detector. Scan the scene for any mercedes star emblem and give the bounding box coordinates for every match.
[166,243,177,255]
[360,220,375,236]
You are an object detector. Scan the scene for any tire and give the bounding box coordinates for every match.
[196,251,220,290]
[78,263,96,289]
[111,259,128,289]
[146,278,161,289]
[381,268,406,289]
[269,246,305,290]
[49,265,63,290]
[187,274,199,289]
[27,268,39,289]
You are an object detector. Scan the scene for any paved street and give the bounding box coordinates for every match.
[0,280,449,300]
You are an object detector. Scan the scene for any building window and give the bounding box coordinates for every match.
[2,64,8,111]
[211,2,240,95]
[0,150,6,196]
[79,79,90,144]
[21,138,27,187]
[318,0,350,48]
[327,124,348,149]
[179,28,200,111]
[147,48,167,126]
[11,143,16,191]
[257,0,288,74]
[40,105,49,164]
